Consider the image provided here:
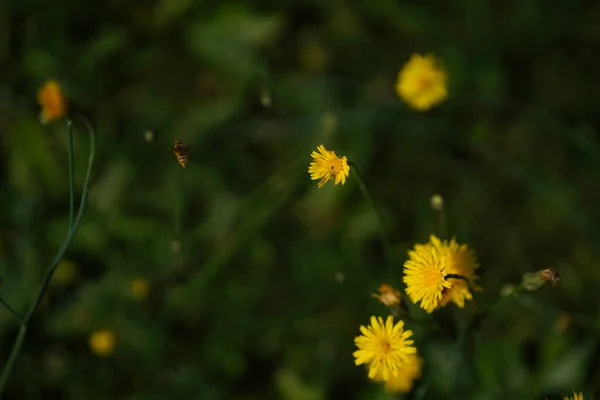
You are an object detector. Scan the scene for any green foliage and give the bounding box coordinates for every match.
[2,0,600,399]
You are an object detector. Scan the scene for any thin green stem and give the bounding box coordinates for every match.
[470,284,525,332]
[0,298,24,326]
[66,117,74,228]
[0,114,95,397]
[349,162,394,261]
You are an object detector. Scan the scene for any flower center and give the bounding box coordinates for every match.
[416,75,433,92]
[328,158,344,174]
[378,338,392,354]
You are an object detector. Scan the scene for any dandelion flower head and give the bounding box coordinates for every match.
[395,53,448,111]
[353,316,417,381]
[430,235,481,309]
[403,240,451,313]
[372,353,423,394]
[89,329,116,358]
[308,144,350,188]
[37,80,68,124]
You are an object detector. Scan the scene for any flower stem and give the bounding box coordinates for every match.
[470,284,525,332]
[0,114,95,397]
[349,162,394,261]
[0,297,24,326]
[66,117,74,228]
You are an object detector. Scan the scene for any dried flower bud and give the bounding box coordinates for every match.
[371,284,402,307]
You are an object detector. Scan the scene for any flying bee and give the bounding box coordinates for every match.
[540,267,560,287]
[172,140,189,169]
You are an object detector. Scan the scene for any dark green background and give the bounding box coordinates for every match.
[1,0,600,399]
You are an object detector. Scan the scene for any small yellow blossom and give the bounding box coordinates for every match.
[353,316,417,381]
[131,278,150,300]
[403,241,451,313]
[37,80,68,124]
[372,353,423,393]
[371,284,402,307]
[308,144,350,188]
[564,391,584,400]
[89,329,116,357]
[395,53,448,111]
[430,235,481,309]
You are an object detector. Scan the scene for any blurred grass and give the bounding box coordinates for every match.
[2,0,600,399]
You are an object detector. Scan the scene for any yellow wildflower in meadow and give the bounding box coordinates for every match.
[564,391,583,400]
[395,53,448,111]
[308,144,350,188]
[353,316,416,381]
[403,241,451,313]
[430,235,481,309]
[37,80,68,124]
[89,329,116,357]
[372,353,423,393]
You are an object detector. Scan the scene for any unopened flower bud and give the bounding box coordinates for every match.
[430,194,444,212]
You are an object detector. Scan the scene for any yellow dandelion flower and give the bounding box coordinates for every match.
[308,144,350,188]
[564,391,584,400]
[131,278,150,300]
[395,53,448,111]
[430,235,481,309]
[37,80,68,124]
[372,353,423,394]
[89,329,116,358]
[371,284,402,307]
[403,242,451,313]
[353,316,417,381]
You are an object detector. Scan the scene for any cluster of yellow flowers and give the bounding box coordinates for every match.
[35,53,582,397]
[351,234,479,393]
[303,54,476,393]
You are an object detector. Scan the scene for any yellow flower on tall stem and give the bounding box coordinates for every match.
[564,391,584,400]
[308,144,350,188]
[353,316,416,381]
[372,353,423,393]
[430,235,481,308]
[37,80,68,124]
[403,241,451,313]
[395,53,448,111]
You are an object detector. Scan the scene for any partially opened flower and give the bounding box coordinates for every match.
[403,241,451,313]
[395,53,448,111]
[353,316,416,381]
[308,144,350,188]
[430,235,481,309]
[372,352,423,393]
[37,80,68,124]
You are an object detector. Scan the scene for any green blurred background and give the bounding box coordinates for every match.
[2,0,600,399]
